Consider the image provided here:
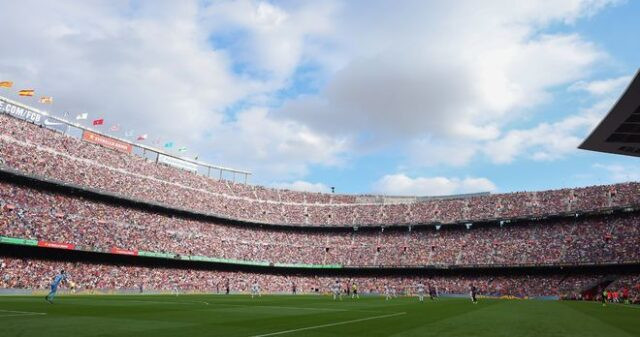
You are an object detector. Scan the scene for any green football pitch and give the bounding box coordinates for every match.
[0,295,638,336]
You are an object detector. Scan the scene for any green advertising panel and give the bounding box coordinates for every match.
[0,236,38,246]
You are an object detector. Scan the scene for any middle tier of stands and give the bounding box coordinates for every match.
[1,181,638,268]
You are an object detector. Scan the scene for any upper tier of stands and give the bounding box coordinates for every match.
[1,113,640,227]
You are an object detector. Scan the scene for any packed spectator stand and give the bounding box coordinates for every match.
[1,258,638,300]
[1,182,639,267]
[1,108,640,300]
[1,113,640,228]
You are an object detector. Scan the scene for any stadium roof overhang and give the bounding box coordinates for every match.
[579,69,640,157]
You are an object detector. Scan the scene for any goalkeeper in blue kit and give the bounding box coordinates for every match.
[45,270,68,303]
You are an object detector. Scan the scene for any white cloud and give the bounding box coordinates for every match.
[203,0,338,85]
[0,0,625,187]
[278,1,611,148]
[271,180,330,193]
[569,75,632,96]
[483,75,629,164]
[206,108,350,179]
[593,163,640,182]
[0,0,340,180]
[372,174,496,196]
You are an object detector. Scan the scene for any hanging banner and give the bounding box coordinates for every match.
[82,130,132,153]
[0,97,44,124]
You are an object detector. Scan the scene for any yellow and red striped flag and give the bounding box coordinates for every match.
[39,96,53,104]
[18,89,35,96]
[0,81,13,88]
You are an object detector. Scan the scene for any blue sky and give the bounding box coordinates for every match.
[1,0,639,196]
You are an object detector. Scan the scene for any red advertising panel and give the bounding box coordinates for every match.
[38,241,75,250]
[82,130,132,153]
[109,247,138,256]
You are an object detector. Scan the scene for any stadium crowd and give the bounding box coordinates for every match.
[1,183,639,267]
[2,113,640,227]
[3,257,637,299]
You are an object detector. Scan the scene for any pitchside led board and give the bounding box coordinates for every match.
[580,69,640,157]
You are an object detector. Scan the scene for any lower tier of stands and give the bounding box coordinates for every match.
[1,254,638,301]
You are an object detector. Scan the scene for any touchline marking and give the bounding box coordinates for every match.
[219,303,352,312]
[249,312,407,337]
[113,299,210,306]
[0,309,47,318]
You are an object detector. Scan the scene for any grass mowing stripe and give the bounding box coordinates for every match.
[248,312,407,337]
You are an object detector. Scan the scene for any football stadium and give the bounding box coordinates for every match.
[1,1,640,337]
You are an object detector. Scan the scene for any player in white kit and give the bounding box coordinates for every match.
[384,284,392,300]
[251,281,261,298]
[332,280,343,301]
[416,282,425,302]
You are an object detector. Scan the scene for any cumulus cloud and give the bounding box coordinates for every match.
[593,163,640,183]
[569,75,632,96]
[0,0,341,181]
[278,1,610,147]
[372,174,496,196]
[0,0,624,187]
[271,180,330,193]
[206,108,350,179]
[483,75,630,164]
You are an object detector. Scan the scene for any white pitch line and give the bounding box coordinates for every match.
[249,312,407,337]
[219,304,351,312]
[0,309,47,318]
[112,299,210,306]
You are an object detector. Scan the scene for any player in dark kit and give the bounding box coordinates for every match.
[470,284,478,304]
[429,285,437,300]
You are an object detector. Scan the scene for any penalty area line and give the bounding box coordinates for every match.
[249,311,407,337]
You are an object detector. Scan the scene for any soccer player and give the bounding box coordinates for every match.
[384,284,392,301]
[428,284,437,301]
[251,281,261,299]
[416,282,425,302]
[470,284,478,304]
[173,284,180,296]
[351,282,359,299]
[292,282,297,295]
[602,289,607,306]
[332,280,342,301]
[45,270,68,304]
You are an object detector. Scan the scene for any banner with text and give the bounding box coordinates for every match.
[0,97,44,124]
[82,130,132,154]
[37,241,76,250]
